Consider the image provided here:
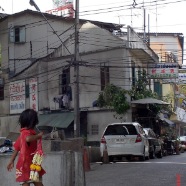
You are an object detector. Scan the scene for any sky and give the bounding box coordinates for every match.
[1,0,186,62]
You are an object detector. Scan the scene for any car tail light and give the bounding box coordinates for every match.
[135,134,142,143]
[101,136,106,144]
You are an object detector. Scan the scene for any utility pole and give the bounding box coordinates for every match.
[74,0,80,137]
[143,8,146,42]
[30,0,80,136]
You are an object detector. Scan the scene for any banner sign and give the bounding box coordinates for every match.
[29,78,38,111]
[178,73,186,82]
[9,80,25,114]
[148,63,178,79]
[46,1,74,17]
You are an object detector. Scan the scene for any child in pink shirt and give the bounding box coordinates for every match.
[7,109,46,186]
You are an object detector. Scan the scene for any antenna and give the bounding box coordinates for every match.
[12,0,13,14]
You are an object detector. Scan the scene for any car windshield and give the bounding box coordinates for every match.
[104,124,137,135]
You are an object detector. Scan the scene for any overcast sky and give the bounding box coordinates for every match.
[1,0,186,62]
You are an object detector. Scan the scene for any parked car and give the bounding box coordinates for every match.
[143,128,163,159]
[179,136,186,151]
[100,122,149,162]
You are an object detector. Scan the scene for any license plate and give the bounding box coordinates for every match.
[115,138,126,143]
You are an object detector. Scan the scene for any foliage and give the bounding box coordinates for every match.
[160,126,177,140]
[128,69,158,100]
[162,93,174,115]
[97,84,130,118]
[97,69,169,120]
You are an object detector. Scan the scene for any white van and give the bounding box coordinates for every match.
[100,122,149,161]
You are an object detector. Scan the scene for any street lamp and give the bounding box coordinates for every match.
[29,0,40,11]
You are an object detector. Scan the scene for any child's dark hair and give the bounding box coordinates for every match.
[19,109,39,129]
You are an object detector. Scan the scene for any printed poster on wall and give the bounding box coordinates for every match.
[29,78,38,111]
[9,80,25,114]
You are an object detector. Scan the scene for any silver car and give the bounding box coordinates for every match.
[100,122,149,161]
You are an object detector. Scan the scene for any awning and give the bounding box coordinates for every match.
[158,113,175,125]
[161,118,175,125]
[171,120,186,126]
[170,112,186,126]
[38,112,74,128]
[131,98,170,105]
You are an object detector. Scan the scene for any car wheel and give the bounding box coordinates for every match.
[150,149,156,159]
[145,155,149,160]
[156,150,163,158]
[163,150,167,156]
[126,156,131,161]
[139,148,146,161]
[109,156,113,162]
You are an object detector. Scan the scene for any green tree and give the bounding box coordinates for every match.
[97,84,130,119]
[97,69,160,119]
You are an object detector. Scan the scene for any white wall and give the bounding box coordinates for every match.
[87,109,132,142]
[1,11,75,74]
[0,115,20,137]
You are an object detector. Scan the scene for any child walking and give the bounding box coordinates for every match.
[7,109,46,186]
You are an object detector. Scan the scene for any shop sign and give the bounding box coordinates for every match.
[9,80,25,114]
[29,78,38,111]
[148,63,178,79]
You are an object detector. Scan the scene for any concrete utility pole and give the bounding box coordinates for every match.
[30,0,80,137]
[74,0,80,137]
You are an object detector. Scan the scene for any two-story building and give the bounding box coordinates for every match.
[0,10,159,144]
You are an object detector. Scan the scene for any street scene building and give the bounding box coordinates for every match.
[0,6,185,145]
[1,1,186,186]
[0,9,159,141]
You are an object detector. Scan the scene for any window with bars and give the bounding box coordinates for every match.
[131,65,136,86]
[9,26,26,43]
[59,67,70,94]
[91,125,99,135]
[100,66,109,90]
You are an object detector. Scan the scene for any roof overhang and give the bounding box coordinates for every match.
[129,48,159,64]
[38,112,74,128]
[131,98,170,105]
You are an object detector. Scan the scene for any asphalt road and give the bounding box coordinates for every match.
[85,152,186,186]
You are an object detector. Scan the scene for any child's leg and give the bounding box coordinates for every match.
[33,182,44,186]
[21,183,30,186]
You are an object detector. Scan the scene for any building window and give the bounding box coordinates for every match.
[59,67,70,94]
[91,125,99,135]
[100,67,109,90]
[154,82,162,98]
[131,66,136,86]
[25,84,30,98]
[9,26,26,43]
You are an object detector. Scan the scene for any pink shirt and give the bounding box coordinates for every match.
[14,128,45,182]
